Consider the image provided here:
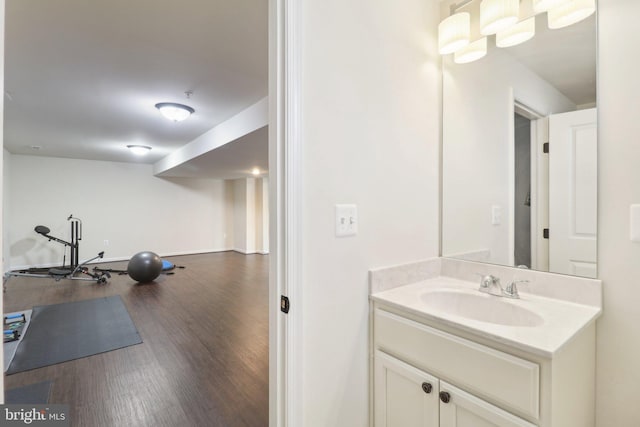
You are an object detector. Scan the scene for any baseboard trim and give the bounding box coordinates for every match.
[232,249,269,255]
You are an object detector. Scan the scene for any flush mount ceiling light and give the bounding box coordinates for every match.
[480,0,519,35]
[438,12,471,55]
[454,37,488,64]
[155,102,195,122]
[496,17,536,48]
[547,0,595,29]
[127,145,152,155]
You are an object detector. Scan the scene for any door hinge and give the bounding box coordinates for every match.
[280,295,290,314]
[543,142,549,154]
[543,228,550,239]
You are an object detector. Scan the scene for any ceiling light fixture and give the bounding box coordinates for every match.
[496,17,536,48]
[480,0,519,35]
[547,0,595,29]
[127,145,152,155]
[155,102,195,122]
[251,167,261,176]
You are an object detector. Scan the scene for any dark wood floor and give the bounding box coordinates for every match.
[3,251,269,427]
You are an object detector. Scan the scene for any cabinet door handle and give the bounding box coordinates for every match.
[439,391,451,404]
[421,382,433,394]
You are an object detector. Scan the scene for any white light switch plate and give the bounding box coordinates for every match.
[630,204,640,242]
[335,204,358,237]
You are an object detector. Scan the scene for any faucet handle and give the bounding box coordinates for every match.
[476,274,498,292]
[503,279,529,299]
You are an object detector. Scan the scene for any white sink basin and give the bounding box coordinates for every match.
[419,289,544,327]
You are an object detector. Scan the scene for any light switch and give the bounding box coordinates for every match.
[335,204,358,237]
[630,204,640,242]
[491,205,502,226]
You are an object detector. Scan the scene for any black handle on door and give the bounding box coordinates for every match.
[421,382,432,394]
[439,391,451,403]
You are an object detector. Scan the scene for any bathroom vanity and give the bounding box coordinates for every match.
[369,258,602,427]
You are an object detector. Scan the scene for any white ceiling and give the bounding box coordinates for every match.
[4,0,268,174]
[506,14,596,106]
[156,126,268,179]
[5,1,596,176]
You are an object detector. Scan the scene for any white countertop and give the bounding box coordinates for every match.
[371,276,602,357]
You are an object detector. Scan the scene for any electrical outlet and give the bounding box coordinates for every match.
[491,205,502,225]
[104,240,109,246]
[335,204,358,237]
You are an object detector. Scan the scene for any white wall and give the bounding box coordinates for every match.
[441,46,575,265]
[233,177,269,254]
[253,177,269,254]
[7,155,234,269]
[299,0,441,424]
[259,177,269,253]
[596,0,640,425]
[234,178,248,252]
[3,149,10,272]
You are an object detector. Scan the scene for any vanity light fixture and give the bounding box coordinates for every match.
[155,102,195,122]
[127,145,152,155]
[438,12,471,54]
[438,0,594,64]
[454,37,488,64]
[547,0,595,29]
[496,17,536,48]
[479,0,519,35]
[532,0,567,13]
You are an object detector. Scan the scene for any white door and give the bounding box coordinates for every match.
[548,108,598,278]
[439,382,535,427]
[374,350,439,427]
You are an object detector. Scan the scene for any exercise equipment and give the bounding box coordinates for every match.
[6,296,142,375]
[162,259,175,271]
[6,216,109,284]
[34,214,82,269]
[6,252,110,284]
[3,313,27,343]
[127,251,163,283]
[93,258,184,277]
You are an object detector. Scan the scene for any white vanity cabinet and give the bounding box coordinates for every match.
[375,350,439,427]
[375,350,534,427]
[371,303,597,427]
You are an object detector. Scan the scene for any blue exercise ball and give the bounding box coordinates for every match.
[127,251,162,283]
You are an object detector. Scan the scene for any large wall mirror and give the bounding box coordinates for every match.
[441,0,597,278]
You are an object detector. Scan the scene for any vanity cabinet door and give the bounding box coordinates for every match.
[374,350,439,427]
[439,382,536,427]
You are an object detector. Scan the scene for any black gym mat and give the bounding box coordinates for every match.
[5,381,52,404]
[6,296,142,375]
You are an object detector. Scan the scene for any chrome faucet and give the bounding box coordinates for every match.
[478,275,526,299]
[503,279,529,299]
[478,274,503,297]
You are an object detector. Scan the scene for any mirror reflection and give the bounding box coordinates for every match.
[441,4,597,278]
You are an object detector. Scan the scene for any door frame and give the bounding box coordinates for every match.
[511,97,544,269]
[269,0,302,425]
